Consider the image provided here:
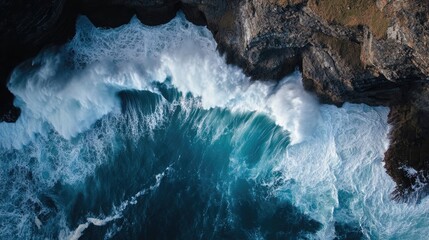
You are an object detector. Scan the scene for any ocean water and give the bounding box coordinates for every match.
[0,13,428,239]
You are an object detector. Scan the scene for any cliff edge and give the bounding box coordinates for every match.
[1,0,428,200]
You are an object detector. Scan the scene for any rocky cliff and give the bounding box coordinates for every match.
[1,0,428,200]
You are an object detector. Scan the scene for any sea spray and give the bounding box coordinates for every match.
[0,13,428,240]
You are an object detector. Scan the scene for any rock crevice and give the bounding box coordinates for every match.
[1,0,428,199]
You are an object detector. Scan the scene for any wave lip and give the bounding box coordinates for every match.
[0,12,428,240]
[2,13,319,148]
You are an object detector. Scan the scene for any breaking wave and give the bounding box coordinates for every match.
[0,13,428,240]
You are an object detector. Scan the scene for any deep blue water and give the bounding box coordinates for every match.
[1,13,428,240]
[1,84,323,239]
[70,87,321,239]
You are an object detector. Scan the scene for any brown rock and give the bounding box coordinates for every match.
[1,0,429,199]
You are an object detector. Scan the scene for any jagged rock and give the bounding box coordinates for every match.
[213,0,309,79]
[385,0,429,77]
[0,79,20,123]
[302,33,406,106]
[80,0,182,26]
[386,84,429,200]
[80,4,134,28]
[181,3,207,26]
[1,0,429,199]
[361,33,424,81]
[223,0,308,79]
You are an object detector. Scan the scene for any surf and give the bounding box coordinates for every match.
[0,13,428,240]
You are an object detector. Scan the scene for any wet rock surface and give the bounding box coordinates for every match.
[1,0,428,199]
[386,84,429,201]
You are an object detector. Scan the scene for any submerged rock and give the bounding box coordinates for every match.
[1,0,428,198]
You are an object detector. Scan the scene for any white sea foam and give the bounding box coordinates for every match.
[1,12,428,240]
[1,13,318,148]
[64,166,170,240]
[4,59,154,147]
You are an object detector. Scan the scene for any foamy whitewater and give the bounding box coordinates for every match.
[0,13,428,239]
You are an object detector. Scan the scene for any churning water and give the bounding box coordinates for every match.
[0,13,428,240]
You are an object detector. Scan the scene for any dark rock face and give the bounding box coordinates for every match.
[81,4,135,28]
[0,82,20,123]
[301,34,404,106]
[0,0,78,122]
[1,0,429,199]
[385,84,429,201]
[216,0,308,80]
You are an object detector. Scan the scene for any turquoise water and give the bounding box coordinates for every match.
[0,84,322,239]
[0,13,428,240]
